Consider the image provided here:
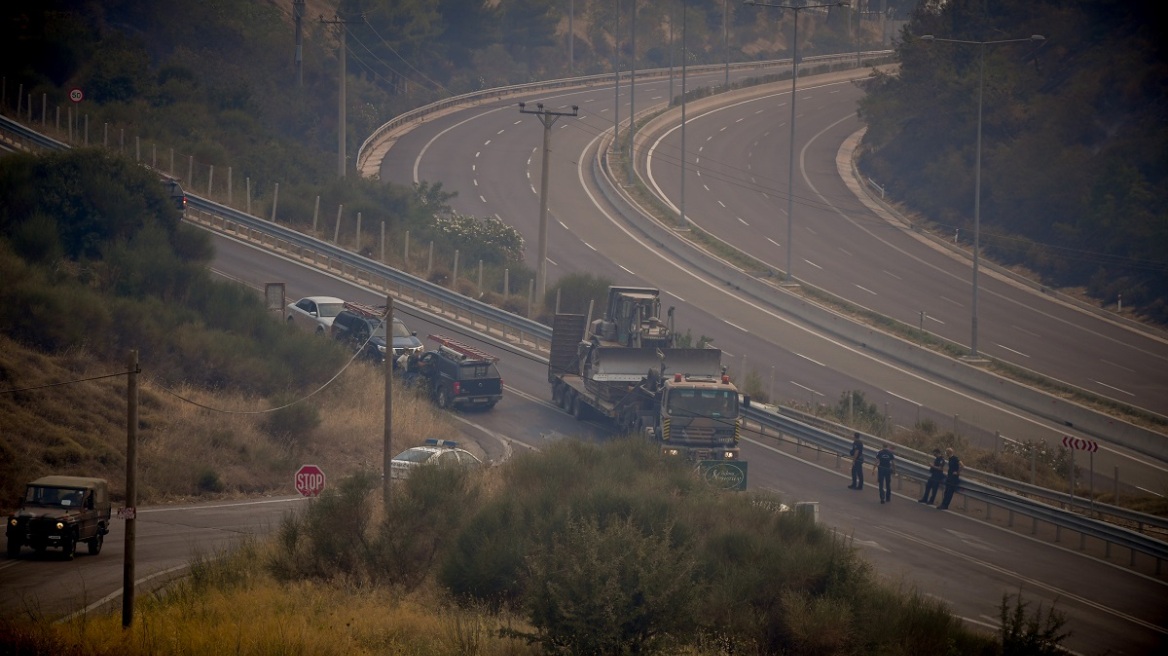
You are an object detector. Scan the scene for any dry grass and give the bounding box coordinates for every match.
[0,335,454,509]
[46,540,538,656]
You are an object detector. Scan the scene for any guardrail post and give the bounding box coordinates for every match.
[208,164,214,197]
[187,154,192,183]
[479,261,484,297]
[246,177,252,215]
[528,279,534,317]
[404,230,410,263]
[427,242,434,277]
[356,211,362,251]
[452,249,459,289]
[380,221,385,261]
[312,196,320,232]
[333,204,343,242]
[227,167,232,206]
[504,269,510,299]
[270,183,280,223]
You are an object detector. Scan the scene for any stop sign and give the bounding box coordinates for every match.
[294,464,326,497]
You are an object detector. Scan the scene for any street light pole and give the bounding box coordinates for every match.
[746,1,848,284]
[519,102,579,302]
[920,34,1045,358]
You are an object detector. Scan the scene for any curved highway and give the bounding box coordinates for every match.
[376,68,1168,495]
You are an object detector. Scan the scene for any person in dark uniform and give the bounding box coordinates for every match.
[919,448,945,504]
[937,448,962,510]
[847,432,864,490]
[872,443,896,503]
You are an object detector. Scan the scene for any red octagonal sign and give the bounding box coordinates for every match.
[294,464,326,497]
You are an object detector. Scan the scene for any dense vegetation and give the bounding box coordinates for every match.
[858,0,1168,321]
[0,148,428,506]
[4,440,1074,655]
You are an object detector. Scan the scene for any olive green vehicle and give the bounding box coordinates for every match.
[6,476,112,559]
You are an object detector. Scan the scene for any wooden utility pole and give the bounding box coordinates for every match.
[383,296,393,511]
[518,102,579,302]
[293,0,305,86]
[321,15,352,178]
[122,350,139,628]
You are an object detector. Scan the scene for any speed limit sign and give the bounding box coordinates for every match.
[69,88,84,103]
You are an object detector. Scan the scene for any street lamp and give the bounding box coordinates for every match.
[746,0,849,284]
[920,33,1044,359]
[519,101,580,302]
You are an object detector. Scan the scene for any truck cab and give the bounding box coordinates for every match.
[7,476,112,559]
[656,373,741,461]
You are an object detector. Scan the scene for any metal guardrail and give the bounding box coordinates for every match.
[742,403,1168,570]
[5,74,1166,572]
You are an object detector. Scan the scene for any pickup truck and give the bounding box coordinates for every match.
[400,335,503,411]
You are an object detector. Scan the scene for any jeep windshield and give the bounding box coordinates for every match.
[666,388,739,419]
[25,486,86,508]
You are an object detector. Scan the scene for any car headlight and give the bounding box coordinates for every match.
[8,518,15,526]
[377,344,386,354]
[56,521,65,530]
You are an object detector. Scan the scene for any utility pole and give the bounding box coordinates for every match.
[627,1,636,185]
[122,350,139,629]
[518,102,579,302]
[383,296,393,511]
[321,14,352,178]
[293,0,305,86]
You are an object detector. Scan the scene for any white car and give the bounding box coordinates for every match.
[286,296,345,335]
[390,439,482,480]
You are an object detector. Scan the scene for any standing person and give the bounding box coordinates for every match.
[847,432,864,490]
[919,448,945,504]
[873,443,896,503]
[937,448,962,510]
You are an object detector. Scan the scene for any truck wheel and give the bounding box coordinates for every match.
[552,384,563,407]
[571,393,587,420]
[436,386,451,409]
[6,539,20,558]
[559,388,573,412]
[62,537,76,561]
[87,534,103,556]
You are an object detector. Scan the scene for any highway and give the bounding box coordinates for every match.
[2,215,1164,655]
[374,67,1168,494]
[2,65,1166,653]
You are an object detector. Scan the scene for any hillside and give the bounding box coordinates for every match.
[0,148,452,510]
[858,0,1168,322]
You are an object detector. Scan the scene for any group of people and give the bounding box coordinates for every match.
[847,432,963,509]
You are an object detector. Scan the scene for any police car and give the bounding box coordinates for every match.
[390,439,482,480]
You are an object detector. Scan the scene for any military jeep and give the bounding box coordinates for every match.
[6,476,112,559]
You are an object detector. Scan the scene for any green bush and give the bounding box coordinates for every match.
[544,272,613,315]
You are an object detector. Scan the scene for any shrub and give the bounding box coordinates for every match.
[260,401,321,450]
